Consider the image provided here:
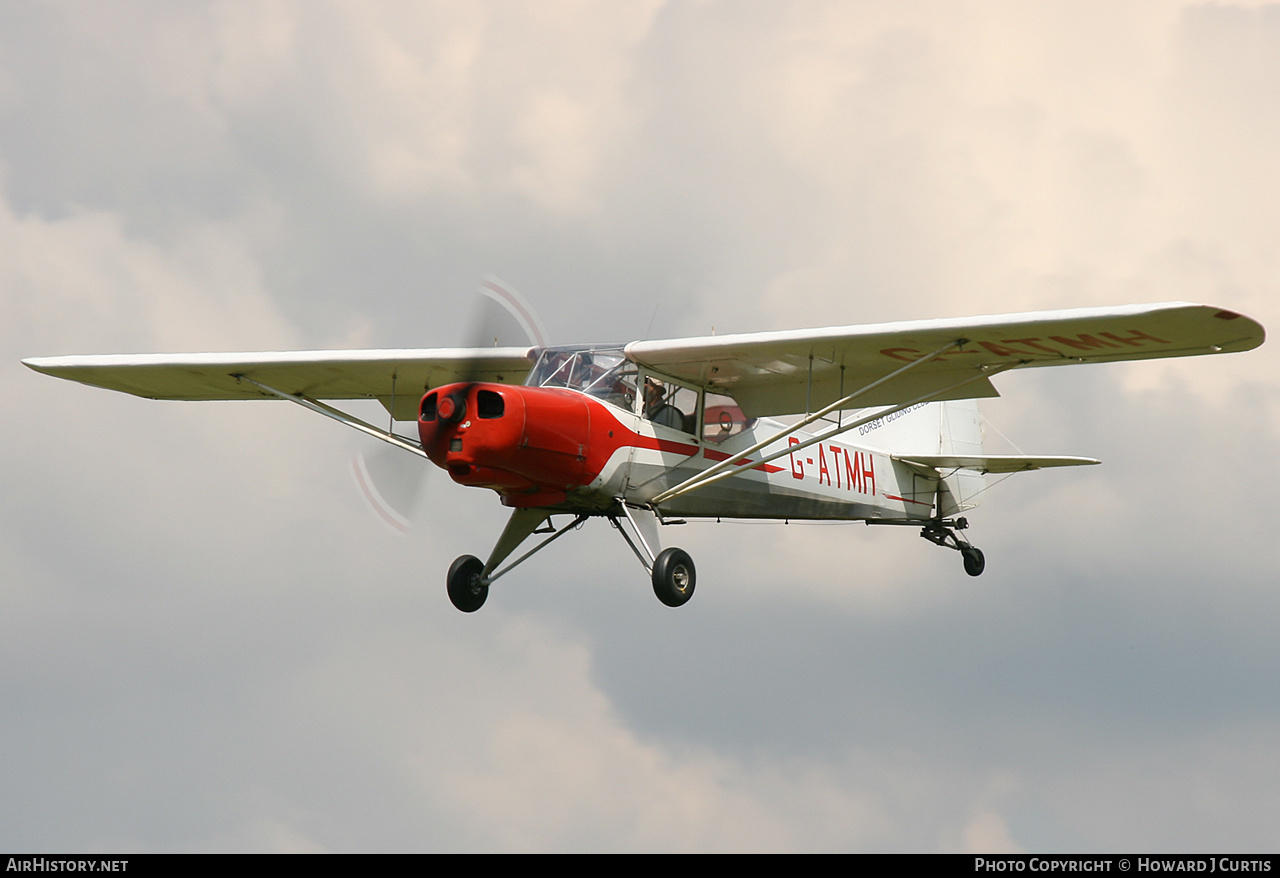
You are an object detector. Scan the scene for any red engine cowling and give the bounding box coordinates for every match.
[417,383,599,507]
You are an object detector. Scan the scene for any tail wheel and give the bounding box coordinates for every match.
[447,554,488,612]
[652,547,696,607]
[961,546,986,577]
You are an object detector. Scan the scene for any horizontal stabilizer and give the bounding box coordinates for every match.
[893,454,1101,474]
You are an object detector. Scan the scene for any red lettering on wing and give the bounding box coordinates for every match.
[1099,328,1172,347]
[978,340,1025,357]
[1003,337,1061,354]
[1048,333,1123,351]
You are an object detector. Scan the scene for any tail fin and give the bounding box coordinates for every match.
[937,400,986,516]
[853,400,986,517]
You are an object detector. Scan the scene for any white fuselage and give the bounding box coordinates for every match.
[576,397,948,522]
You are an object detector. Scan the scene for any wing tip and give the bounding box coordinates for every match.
[21,356,65,376]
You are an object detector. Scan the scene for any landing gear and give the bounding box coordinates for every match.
[446,511,589,612]
[961,545,985,577]
[920,516,987,577]
[447,554,488,612]
[444,504,697,612]
[610,505,697,608]
[652,547,696,607]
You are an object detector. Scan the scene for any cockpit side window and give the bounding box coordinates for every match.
[702,392,755,443]
[641,376,698,435]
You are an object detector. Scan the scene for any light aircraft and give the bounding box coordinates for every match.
[23,301,1263,612]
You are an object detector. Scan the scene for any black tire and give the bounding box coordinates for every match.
[962,546,985,577]
[652,547,696,607]
[447,554,488,612]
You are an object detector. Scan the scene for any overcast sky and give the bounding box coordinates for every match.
[3,0,1278,853]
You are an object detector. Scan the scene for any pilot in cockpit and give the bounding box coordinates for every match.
[643,378,685,430]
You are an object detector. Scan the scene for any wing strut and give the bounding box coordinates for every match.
[650,356,1021,505]
[234,375,429,459]
[650,339,965,503]
[482,512,590,584]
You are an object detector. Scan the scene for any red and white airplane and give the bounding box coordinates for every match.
[23,301,1264,612]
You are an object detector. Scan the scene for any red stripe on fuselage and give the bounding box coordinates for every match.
[883,493,932,507]
[702,447,785,473]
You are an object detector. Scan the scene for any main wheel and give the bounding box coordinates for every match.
[447,554,488,612]
[652,547,696,607]
[961,546,986,577]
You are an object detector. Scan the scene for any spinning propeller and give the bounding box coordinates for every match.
[351,277,548,532]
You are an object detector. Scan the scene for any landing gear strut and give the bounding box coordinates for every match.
[446,510,588,613]
[609,505,697,608]
[920,516,986,577]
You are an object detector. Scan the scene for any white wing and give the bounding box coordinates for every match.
[625,302,1264,417]
[23,303,1264,422]
[22,347,533,420]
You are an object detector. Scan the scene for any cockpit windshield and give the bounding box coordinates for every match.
[525,347,639,410]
